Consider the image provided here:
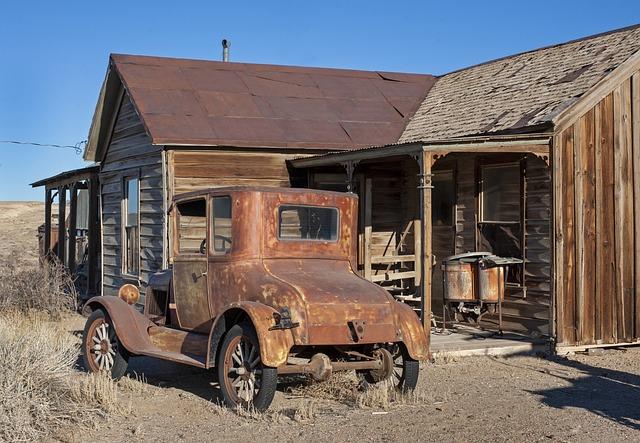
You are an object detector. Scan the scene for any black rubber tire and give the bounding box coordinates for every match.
[359,344,420,393]
[217,322,278,411]
[81,309,129,380]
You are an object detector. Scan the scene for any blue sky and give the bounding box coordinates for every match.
[1,0,638,200]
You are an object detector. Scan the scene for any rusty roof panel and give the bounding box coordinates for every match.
[195,91,263,118]
[106,54,436,151]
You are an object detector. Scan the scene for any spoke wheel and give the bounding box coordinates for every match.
[217,323,277,411]
[81,309,129,379]
[359,344,420,393]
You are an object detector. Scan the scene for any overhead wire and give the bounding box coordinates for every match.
[0,139,86,155]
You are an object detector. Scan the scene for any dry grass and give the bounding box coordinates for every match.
[0,312,120,442]
[0,256,77,317]
[289,371,446,411]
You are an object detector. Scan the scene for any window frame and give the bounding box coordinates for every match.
[175,197,209,257]
[121,173,140,278]
[211,195,233,256]
[431,169,456,228]
[479,161,522,224]
[277,204,340,243]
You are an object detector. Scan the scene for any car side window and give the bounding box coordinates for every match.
[212,196,232,254]
[176,199,207,255]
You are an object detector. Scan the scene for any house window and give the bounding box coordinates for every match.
[177,199,207,254]
[481,163,521,222]
[432,170,455,226]
[212,196,232,254]
[123,177,139,275]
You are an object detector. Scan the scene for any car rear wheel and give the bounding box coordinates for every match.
[359,343,419,393]
[81,309,129,379]
[217,322,277,411]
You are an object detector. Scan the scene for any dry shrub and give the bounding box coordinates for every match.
[292,400,316,422]
[290,372,437,411]
[118,373,153,396]
[0,257,76,316]
[356,379,433,409]
[289,372,360,405]
[0,312,118,442]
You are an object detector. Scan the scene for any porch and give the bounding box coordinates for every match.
[30,165,101,300]
[290,135,552,350]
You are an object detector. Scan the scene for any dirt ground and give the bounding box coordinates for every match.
[3,202,640,442]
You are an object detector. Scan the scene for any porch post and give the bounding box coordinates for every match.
[68,183,78,274]
[57,186,66,264]
[44,187,52,259]
[86,177,99,298]
[418,150,433,335]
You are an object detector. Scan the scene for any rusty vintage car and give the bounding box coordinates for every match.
[81,187,428,410]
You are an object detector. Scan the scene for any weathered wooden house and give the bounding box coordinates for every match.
[34,24,640,353]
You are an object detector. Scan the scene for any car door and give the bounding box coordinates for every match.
[172,197,212,332]
[208,194,234,318]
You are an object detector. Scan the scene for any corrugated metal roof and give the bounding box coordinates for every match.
[103,55,436,152]
[400,24,640,142]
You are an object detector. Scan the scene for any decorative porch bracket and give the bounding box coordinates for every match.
[340,160,360,193]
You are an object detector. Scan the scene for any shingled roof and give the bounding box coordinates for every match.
[400,24,640,142]
[84,55,436,160]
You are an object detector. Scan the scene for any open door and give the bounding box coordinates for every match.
[172,197,211,332]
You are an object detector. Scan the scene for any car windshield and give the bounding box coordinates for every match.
[278,205,339,241]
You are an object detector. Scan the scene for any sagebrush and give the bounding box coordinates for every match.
[0,257,76,316]
[0,312,119,442]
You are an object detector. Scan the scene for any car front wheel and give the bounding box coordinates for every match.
[81,309,129,379]
[217,322,278,411]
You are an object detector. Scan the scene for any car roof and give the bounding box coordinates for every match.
[172,186,357,203]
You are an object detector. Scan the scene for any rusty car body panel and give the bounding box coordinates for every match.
[86,187,428,374]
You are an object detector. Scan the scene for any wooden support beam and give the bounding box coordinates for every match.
[57,186,66,263]
[44,187,52,259]
[419,150,434,337]
[363,178,372,281]
[86,177,100,298]
[68,184,78,274]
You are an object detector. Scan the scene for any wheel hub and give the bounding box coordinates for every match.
[368,348,394,382]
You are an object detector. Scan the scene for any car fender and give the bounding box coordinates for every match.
[207,302,295,368]
[84,296,155,355]
[392,301,430,360]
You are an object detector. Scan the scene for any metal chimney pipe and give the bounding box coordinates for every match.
[222,39,230,62]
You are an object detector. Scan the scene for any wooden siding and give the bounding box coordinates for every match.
[100,93,164,297]
[169,150,300,197]
[554,73,640,347]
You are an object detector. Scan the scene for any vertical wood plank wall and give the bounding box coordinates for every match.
[555,74,640,347]
[100,93,164,297]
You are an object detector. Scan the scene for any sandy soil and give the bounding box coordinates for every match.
[79,348,640,443]
[2,202,639,442]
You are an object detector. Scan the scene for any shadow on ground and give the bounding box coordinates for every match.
[499,350,640,431]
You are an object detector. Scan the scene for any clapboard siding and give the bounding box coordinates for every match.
[169,150,302,197]
[555,71,640,348]
[100,93,164,297]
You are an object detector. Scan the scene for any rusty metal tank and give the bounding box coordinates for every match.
[441,252,505,303]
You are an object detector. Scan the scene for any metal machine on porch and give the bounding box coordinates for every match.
[440,252,523,334]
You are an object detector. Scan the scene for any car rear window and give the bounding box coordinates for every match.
[278,205,339,242]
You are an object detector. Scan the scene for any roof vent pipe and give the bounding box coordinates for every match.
[222,39,230,62]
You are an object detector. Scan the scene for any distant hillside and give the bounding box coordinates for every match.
[0,202,46,265]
